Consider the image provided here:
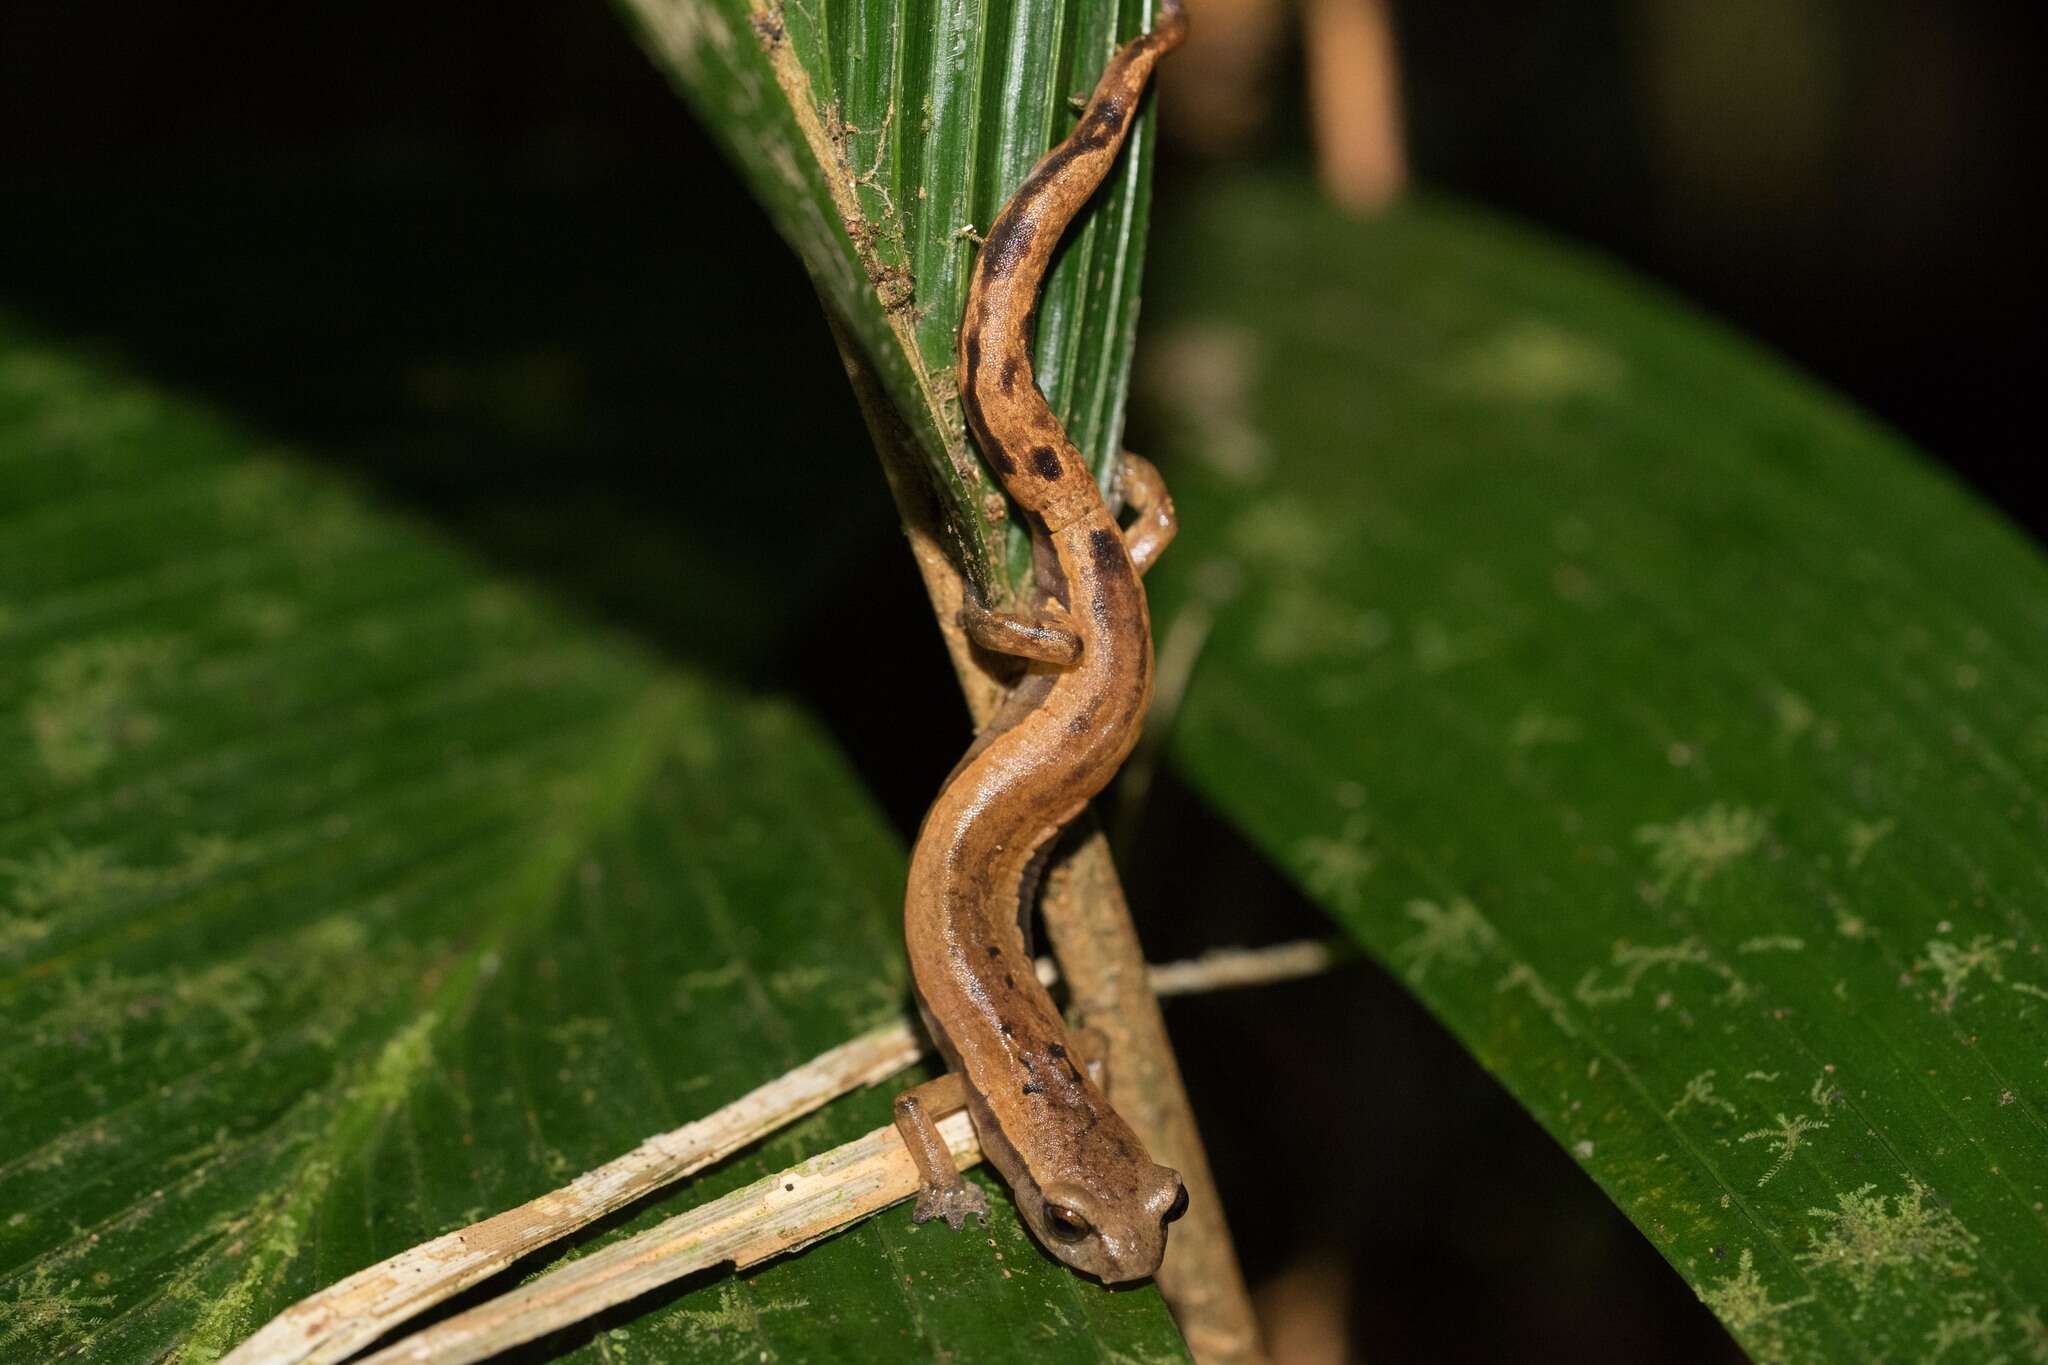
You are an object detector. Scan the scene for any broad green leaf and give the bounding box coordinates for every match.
[1140,175,2048,1363]
[617,0,1169,592]
[0,321,1183,1360]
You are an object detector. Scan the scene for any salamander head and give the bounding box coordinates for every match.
[1026,1166,1187,1282]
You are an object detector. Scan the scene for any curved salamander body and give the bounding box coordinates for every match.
[897,0,1188,1284]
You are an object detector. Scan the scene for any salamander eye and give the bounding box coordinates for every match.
[1163,1184,1189,1225]
[1044,1204,1093,1243]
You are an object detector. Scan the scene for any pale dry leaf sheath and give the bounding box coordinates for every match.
[228,942,1332,1363]
[1142,939,1346,995]
[221,1022,920,1365]
[355,1113,978,1365]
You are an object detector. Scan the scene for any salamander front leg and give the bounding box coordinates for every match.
[961,599,1083,665]
[893,1072,990,1229]
[1117,453,1177,576]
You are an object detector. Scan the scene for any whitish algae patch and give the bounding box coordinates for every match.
[660,1282,809,1349]
[1913,935,2015,1013]
[1140,323,1268,483]
[1739,1112,1828,1187]
[1925,1306,2005,1361]
[1,834,250,960]
[1698,1250,1814,1363]
[1256,586,1389,664]
[1494,963,1576,1038]
[1667,1070,1738,1121]
[5,836,216,913]
[0,914,45,956]
[13,841,109,909]
[2019,1309,2048,1362]
[27,636,181,781]
[27,913,409,1065]
[175,1015,439,1361]
[1739,935,1805,954]
[1443,319,1625,401]
[1808,1069,1846,1110]
[768,964,835,999]
[1843,818,1895,869]
[1393,898,1497,982]
[1773,690,1817,744]
[1575,938,1747,1008]
[1798,1181,1974,1306]
[1228,497,1341,574]
[0,1263,118,1354]
[1294,817,1376,911]
[673,960,749,1012]
[1411,620,1497,675]
[217,590,301,641]
[1636,804,1767,903]
[1509,708,1582,748]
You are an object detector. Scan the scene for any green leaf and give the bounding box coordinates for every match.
[1141,174,2048,1363]
[617,0,1169,592]
[0,321,1183,1360]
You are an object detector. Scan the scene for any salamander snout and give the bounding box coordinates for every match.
[1030,1164,1185,1283]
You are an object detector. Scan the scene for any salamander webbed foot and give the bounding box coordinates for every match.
[893,1072,988,1230]
[912,1175,991,1230]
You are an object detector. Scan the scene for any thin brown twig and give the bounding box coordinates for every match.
[1042,835,1266,1364]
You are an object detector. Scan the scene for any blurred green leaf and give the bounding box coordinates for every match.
[0,320,1182,1361]
[616,0,1170,593]
[1140,174,2048,1364]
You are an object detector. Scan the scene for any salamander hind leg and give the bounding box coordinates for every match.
[961,599,1083,665]
[1117,453,1177,576]
[893,1072,990,1229]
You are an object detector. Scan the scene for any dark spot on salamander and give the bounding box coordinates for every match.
[1022,1082,1043,1096]
[1077,99,1125,149]
[1030,446,1062,480]
[984,219,1038,280]
[999,357,1020,393]
[1046,1042,1067,1059]
[1087,527,1124,575]
[1021,1053,1037,1072]
[998,1020,1014,1036]
[1003,973,1015,988]
[1064,99,1128,154]
[960,337,1016,475]
[986,944,1001,957]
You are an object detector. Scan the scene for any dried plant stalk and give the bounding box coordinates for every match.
[356,1113,979,1365]
[222,1023,920,1365]
[228,942,1332,1363]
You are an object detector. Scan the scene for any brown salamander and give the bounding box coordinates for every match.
[892,0,1188,1284]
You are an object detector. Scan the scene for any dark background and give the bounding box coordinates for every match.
[4,2,2040,1360]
